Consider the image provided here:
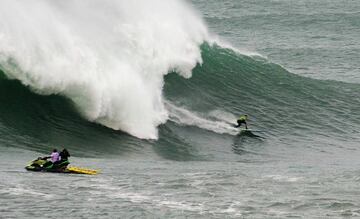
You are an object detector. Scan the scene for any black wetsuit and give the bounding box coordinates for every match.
[59,150,70,161]
[235,119,247,128]
[235,115,248,129]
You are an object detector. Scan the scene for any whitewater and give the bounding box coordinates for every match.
[0,0,209,139]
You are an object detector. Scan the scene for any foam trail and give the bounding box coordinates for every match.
[166,102,239,135]
[0,0,209,139]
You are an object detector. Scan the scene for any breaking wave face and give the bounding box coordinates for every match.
[0,0,208,139]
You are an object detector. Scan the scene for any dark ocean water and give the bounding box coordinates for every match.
[1,0,360,218]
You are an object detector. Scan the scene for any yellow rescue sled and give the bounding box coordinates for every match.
[66,166,99,175]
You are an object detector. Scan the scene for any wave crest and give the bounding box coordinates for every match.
[0,0,209,139]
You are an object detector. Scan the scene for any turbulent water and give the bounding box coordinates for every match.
[1,0,360,218]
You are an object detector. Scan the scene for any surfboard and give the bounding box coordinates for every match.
[66,166,99,175]
[239,129,261,137]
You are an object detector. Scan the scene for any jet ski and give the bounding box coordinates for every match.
[25,157,98,175]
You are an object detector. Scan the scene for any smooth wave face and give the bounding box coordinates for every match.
[0,0,208,139]
[165,44,360,141]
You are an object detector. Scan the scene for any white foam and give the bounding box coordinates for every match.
[6,186,54,198]
[0,0,209,139]
[208,35,266,58]
[166,102,239,135]
[264,175,302,182]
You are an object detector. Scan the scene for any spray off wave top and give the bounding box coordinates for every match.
[0,0,209,139]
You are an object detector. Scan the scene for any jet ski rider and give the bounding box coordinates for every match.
[59,149,70,162]
[50,149,60,163]
[42,149,60,168]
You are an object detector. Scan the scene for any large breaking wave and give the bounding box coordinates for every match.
[0,0,208,139]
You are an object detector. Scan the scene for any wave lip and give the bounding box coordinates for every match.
[0,0,209,139]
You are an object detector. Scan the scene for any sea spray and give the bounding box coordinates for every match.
[166,102,238,135]
[0,0,209,139]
